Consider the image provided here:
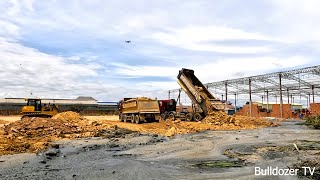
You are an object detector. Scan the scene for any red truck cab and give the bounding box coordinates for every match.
[158,99,177,119]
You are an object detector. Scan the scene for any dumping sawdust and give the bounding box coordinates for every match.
[0,111,135,155]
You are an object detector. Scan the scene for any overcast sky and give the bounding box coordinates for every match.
[0,0,319,101]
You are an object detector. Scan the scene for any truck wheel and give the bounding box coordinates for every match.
[185,113,193,121]
[131,114,135,123]
[169,113,175,120]
[160,113,166,120]
[193,113,202,122]
[135,115,140,124]
[123,115,127,122]
[119,114,123,122]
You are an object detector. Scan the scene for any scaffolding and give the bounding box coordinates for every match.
[168,65,320,118]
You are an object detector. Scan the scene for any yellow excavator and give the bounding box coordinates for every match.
[21,98,59,118]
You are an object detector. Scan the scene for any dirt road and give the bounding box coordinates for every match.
[0,120,318,179]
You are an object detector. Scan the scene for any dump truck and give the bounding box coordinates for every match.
[176,68,224,121]
[21,98,59,118]
[158,99,191,120]
[118,97,160,123]
[158,99,177,120]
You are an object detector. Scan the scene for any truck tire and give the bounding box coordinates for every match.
[131,114,135,123]
[119,114,123,122]
[169,113,175,120]
[135,115,140,124]
[185,113,193,121]
[193,113,202,122]
[123,115,127,122]
[160,113,166,120]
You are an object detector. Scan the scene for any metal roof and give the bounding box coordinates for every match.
[169,65,320,107]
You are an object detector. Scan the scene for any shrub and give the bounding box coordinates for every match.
[305,115,320,129]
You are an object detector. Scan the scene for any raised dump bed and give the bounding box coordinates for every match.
[177,68,224,121]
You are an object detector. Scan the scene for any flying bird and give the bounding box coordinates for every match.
[125,41,131,43]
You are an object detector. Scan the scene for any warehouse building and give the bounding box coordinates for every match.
[0,96,118,115]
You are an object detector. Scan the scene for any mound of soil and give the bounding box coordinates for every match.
[52,111,83,122]
[0,119,9,125]
[0,112,135,155]
[194,88,273,129]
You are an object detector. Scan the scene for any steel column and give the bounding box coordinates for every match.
[312,85,315,103]
[279,73,283,118]
[234,93,237,112]
[287,88,290,104]
[225,81,228,109]
[266,90,269,110]
[249,78,252,117]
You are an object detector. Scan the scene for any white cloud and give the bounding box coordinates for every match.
[269,0,320,43]
[151,26,276,53]
[0,37,106,98]
[111,56,311,89]
[111,63,178,78]
[156,26,274,41]
[0,20,20,38]
[189,56,311,82]
[0,0,318,102]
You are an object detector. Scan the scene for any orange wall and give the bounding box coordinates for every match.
[310,103,320,115]
[236,104,268,117]
[270,104,292,118]
[237,104,294,118]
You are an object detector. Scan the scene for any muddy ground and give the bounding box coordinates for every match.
[0,119,319,180]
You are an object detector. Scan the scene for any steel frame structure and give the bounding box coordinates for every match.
[168,65,320,118]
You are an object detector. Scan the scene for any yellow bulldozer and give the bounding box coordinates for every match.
[21,98,59,118]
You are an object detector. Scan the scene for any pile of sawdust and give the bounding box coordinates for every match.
[0,112,134,155]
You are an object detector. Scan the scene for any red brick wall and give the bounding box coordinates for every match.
[236,104,268,117]
[271,104,292,118]
[236,104,294,118]
[310,103,320,115]
[236,104,250,116]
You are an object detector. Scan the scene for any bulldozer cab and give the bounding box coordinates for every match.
[26,99,42,111]
[21,98,59,118]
